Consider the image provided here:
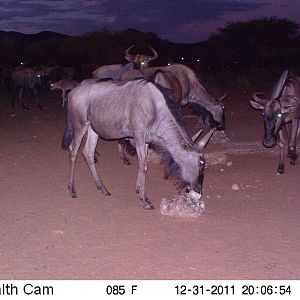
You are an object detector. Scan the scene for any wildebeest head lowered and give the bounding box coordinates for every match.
[250,70,300,174]
[142,64,227,130]
[124,45,158,69]
[62,78,214,209]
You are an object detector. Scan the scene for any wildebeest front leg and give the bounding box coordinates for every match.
[83,127,111,196]
[135,137,154,210]
[277,130,285,174]
[288,119,299,165]
[19,88,29,111]
[33,88,43,111]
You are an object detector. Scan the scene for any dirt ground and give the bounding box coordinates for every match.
[0,86,299,280]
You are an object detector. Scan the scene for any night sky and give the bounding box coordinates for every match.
[1,0,300,43]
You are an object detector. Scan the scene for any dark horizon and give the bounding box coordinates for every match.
[1,1,300,43]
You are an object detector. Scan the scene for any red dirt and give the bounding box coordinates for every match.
[0,88,299,280]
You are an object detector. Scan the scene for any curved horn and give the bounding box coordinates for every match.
[197,128,215,151]
[124,45,135,61]
[271,70,289,100]
[252,92,268,105]
[218,92,227,102]
[148,46,158,61]
[192,129,203,143]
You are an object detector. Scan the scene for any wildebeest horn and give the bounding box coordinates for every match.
[192,129,203,143]
[197,128,215,151]
[148,46,158,60]
[125,45,135,61]
[250,92,268,110]
[271,70,289,100]
[218,92,227,102]
[252,92,268,105]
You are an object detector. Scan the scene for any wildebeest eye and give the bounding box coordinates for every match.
[180,139,191,151]
[277,113,282,118]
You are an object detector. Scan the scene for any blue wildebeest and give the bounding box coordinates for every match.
[124,45,158,69]
[142,64,227,130]
[92,45,158,79]
[250,70,300,174]
[11,67,43,111]
[61,78,214,210]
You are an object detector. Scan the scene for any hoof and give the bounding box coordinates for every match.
[123,158,131,165]
[142,201,155,210]
[68,184,77,198]
[277,163,284,174]
[99,187,111,196]
[69,191,77,198]
[290,160,296,165]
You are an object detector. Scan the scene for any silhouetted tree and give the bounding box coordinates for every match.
[205,17,300,69]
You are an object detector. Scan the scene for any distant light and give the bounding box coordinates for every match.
[277,113,282,118]
[141,62,145,65]
[167,63,171,66]
[196,59,200,62]
[181,57,184,60]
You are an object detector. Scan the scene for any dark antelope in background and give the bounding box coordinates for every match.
[11,67,43,111]
[250,70,300,174]
[61,79,214,210]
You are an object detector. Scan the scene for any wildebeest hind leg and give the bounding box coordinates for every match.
[83,127,111,196]
[68,123,89,198]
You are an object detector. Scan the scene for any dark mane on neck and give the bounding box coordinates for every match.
[150,143,188,189]
[154,83,187,130]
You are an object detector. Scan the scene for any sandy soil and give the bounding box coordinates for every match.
[0,87,299,280]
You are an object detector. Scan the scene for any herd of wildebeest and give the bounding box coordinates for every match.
[1,45,300,210]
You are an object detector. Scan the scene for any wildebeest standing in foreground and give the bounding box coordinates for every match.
[62,79,214,209]
[11,67,43,111]
[250,70,300,174]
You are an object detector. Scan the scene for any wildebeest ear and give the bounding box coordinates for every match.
[250,99,264,110]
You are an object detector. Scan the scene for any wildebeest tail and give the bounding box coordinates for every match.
[61,104,73,150]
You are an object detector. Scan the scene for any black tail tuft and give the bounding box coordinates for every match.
[61,104,73,150]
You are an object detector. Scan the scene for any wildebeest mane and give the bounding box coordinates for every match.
[285,71,297,87]
[95,78,115,83]
[188,102,215,127]
[150,143,188,189]
[154,82,187,129]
